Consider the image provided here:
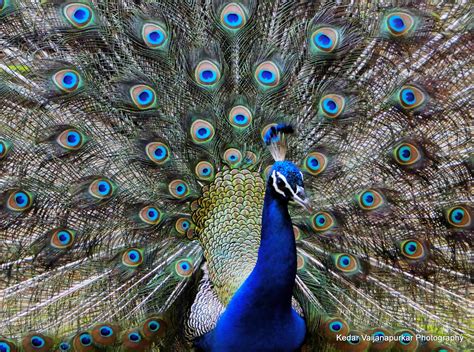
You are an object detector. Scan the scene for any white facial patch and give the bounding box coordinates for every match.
[271,170,299,199]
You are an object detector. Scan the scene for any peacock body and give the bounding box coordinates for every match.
[0,0,472,351]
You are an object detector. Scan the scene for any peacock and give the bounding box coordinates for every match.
[0,0,472,351]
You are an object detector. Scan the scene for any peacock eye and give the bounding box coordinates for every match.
[446,206,471,228]
[145,142,170,165]
[195,161,215,180]
[57,129,87,151]
[400,239,425,260]
[88,178,116,199]
[7,190,33,211]
[386,12,415,37]
[59,342,71,351]
[63,3,94,28]
[130,84,157,110]
[393,142,421,165]
[223,148,242,166]
[30,336,45,348]
[321,318,349,341]
[396,330,416,347]
[127,332,142,343]
[220,3,247,30]
[142,316,167,339]
[174,258,193,277]
[311,27,339,52]
[0,139,12,160]
[357,189,384,210]
[319,94,345,119]
[141,22,168,49]
[139,205,162,225]
[333,253,359,273]
[304,152,328,176]
[190,119,215,144]
[194,60,221,87]
[76,332,92,347]
[122,248,143,267]
[51,229,76,249]
[53,69,82,93]
[328,320,343,332]
[398,85,425,110]
[175,218,192,234]
[228,105,252,129]
[311,211,335,232]
[168,180,190,199]
[255,61,280,89]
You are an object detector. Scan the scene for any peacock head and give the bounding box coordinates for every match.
[269,161,311,210]
[264,123,311,211]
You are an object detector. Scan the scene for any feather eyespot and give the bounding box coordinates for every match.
[0,340,16,352]
[321,318,349,341]
[223,148,242,166]
[59,342,71,351]
[174,259,193,277]
[139,205,162,225]
[122,248,143,267]
[168,180,190,199]
[175,218,192,235]
[357,189,384,210]
[195,161,215,180]
[195,60,221,87]
[53,69,82,93]
[190,119,215,144]
[400,239,425,260]
[130,84,157,110]
[7,190,33,212]
[311,211,335,232]
[142,317,167,339]
[63,3,94,28]
[398,85,425,110]
[311,27,339,52]
[319,94,345,119]
[220,3,247,30]
[386,12,415,37]
[51,229,76,249]
[394,330,417,348]
[0,139,12,160]
[304,152,327,176]
[88,178,116,200]
[228,105,252,129]
[333,253,359,273]
[142,23,168,49]
[127,332,141,343]
[57,129,87,151]
[393,142,421,166]
[255,61,280,89]
[145,142,170,165]
[122,330,149,350]
[91,324,120,346]
[446,206,471,228]
[30,336,45,348]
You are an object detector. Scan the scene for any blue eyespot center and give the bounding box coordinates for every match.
[62,72,78,89]
[0,143,4,154]
[308,156,320,170]
[147,208,158,220]
[148,321,160,332]
[31,336,45,348]
[389,16,406,32]
[400,332,412,345]
[100,326,113,337]
[316,215,326,225]
[182,221,190,229]
[180,263,189,270]
[58,231,71,244]
[340,256,350,267]
[405,241,417,255]
[59,342,70,351]
[153,146,167,160]
[401,88,416,105]
[66,131,81,147]
[0,342,10,352]
[197,128,210,137]
[200,70,216,83]
[73,7,90,24]
[329,322,342,332]
[450,208,465,223]
[315,33,332,48]
[97,181,111,195]
[234,114,247,124]
[138,90,153,105]
[80,333,92,346]
[373,332,385,342]
[259,70,275,84]
[176,184,186,194]
[148,31,164,45]
[398,146,411,161]
[362,192,374,206]
[128,250,140,262]
[323,98,338,113]
[128,332,141,342]
[14,192,28,207]
[224,13,242,27]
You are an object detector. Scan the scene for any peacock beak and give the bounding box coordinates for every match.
[293,187,312,212]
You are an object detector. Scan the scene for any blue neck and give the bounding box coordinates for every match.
[247,187,296,307]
